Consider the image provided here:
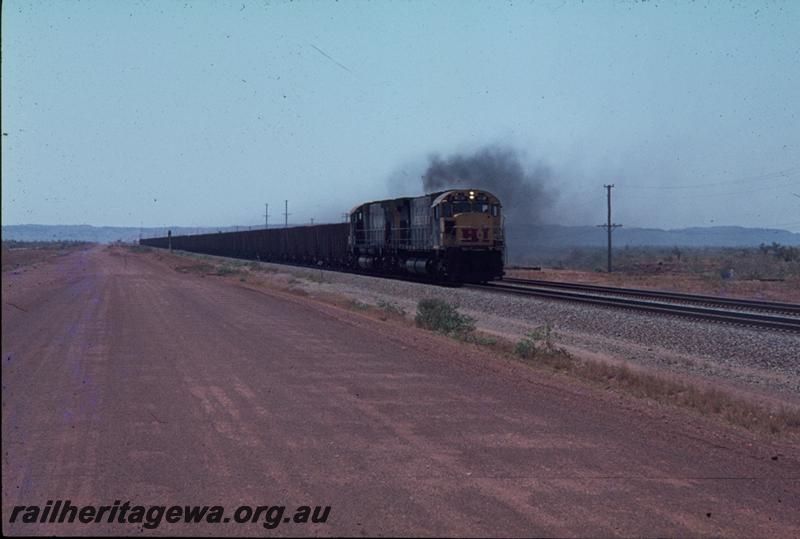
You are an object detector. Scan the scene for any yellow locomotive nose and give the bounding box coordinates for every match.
[453,212,492,244]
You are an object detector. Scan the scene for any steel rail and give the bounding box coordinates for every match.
[502,277,800,316]
[469,282,800,332]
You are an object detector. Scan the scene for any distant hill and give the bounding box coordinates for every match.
[1,224,273,244]
[3,223,799,248]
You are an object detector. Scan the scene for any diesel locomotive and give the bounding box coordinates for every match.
[350,189,504,282]
[140,188,505,283]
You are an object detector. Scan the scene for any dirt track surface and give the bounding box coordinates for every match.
[3,246,799,537]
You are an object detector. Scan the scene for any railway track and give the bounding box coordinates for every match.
[502,277,800,316]
[469,281,800,332]
[160,248,800,331]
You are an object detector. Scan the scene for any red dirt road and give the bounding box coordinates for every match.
[3,246,799,536]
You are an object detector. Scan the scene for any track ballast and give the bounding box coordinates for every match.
[468,280,800,332]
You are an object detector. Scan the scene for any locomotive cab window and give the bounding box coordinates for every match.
[453,201,471,214]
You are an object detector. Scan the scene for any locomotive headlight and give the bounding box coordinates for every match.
[469,190,475,200]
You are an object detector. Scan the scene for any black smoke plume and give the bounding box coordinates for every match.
[421,145,555,226]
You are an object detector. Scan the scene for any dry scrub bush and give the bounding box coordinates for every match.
[377,300,406,317]
[415,299,475,339]
[514,323,570,366]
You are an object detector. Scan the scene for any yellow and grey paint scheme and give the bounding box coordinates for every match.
[431,189,503,249]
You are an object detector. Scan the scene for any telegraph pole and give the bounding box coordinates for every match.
[597,184,622,272]
[283,200,290,228]
[264,203,270,229]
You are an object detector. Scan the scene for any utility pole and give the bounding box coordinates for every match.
[283,200,290,228]
[310,218,314,225]
[597,184,622,272]
[264,203,270,229]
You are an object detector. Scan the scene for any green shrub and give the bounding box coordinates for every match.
[377,299,406,317]
[514,337,538,359]
[514,323,561,359]
[470,335,496,346]
[216,265,236,276]
[415,299,475,338]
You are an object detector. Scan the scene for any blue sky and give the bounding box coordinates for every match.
[2,0,799,230]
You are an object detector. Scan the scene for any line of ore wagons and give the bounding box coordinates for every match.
[140,223,352,268]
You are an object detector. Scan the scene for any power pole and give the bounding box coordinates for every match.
[597,184,622,272]
[264,203,270,229]
[283,200,290,228]
[310,218,314,225]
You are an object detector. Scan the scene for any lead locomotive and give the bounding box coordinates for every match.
[349,189,504,283]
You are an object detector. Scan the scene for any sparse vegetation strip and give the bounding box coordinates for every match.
[412,299,800,437]
[3,240,91,250]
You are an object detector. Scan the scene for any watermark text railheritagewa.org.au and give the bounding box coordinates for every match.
[9,500,330,530]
